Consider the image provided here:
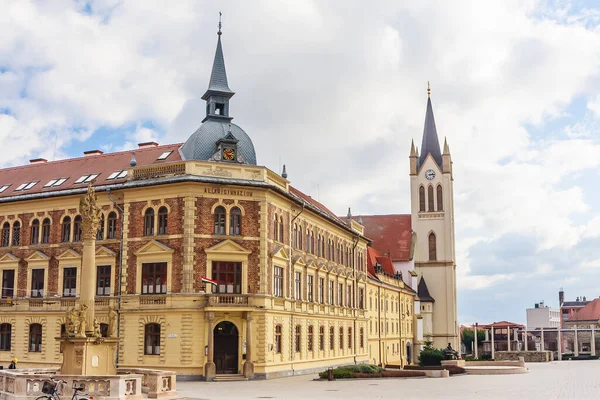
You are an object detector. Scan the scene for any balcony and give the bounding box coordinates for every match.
[207,294,250,306]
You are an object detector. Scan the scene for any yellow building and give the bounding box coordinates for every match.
[0,27,417,380]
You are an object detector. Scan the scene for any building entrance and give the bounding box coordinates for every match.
[214,321,239,374]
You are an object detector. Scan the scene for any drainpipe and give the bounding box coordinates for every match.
[107,188,124,368]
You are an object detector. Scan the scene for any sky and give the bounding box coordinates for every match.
[1,0,600,325]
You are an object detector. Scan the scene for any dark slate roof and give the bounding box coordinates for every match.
[562,301,590,308]
[418,97,442,168]
[354,215,412,261]
[418,277,435,302]
[179,120,257,165]
[202,35,233,99]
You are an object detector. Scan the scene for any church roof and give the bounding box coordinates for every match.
[567,298,600,322]
[0,143,182,200]
[418,96,443,169]
[354,214,412,261]
[417,277,435,302]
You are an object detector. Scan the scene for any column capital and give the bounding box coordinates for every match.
[206,311,215,322]
[244,311,253,322]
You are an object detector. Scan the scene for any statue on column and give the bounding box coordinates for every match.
[65,307,78,337]
[77,304,89,337]
[93,318,102,338]
[80,182,103,239]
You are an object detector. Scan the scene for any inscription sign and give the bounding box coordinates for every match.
[204,187,253,197]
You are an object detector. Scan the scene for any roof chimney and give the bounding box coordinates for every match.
[138,141,159,149]
[84,150,104,156]
[29,158,47,164]
[583,296,587,301]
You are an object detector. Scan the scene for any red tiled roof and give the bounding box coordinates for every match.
[0,144,182,199]
[356,215,412,261]
[366,247,395,275]
[479,321,525,329]
[289,186,345,225]
[568,298,600,322]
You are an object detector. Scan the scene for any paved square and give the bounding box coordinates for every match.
[174,361,600,400]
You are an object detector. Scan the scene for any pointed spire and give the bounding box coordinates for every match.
[202,13,234,99]
[347,207,352,219]
[410,139,417,157]
[418,84,442,168]
[443,137,450,155]
[415,146,419,157]
[281,164,288,179]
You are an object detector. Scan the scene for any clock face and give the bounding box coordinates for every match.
[425,169,436,180]
[223,148,235,161]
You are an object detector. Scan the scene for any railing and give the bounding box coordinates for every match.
[139,295,167,305]
[61,298,76,307]
[208,294,249,306]
[132,162,187,181]
[0,299,14,307]
[118,368,177,398]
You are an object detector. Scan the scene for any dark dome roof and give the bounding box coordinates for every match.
[179,120,257,165]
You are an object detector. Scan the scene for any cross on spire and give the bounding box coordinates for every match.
[218,11,222,36]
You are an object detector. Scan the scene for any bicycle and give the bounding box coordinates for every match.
[36,376,91,400]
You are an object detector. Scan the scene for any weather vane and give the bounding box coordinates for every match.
[218,11,222,36]
[427,81,431,97]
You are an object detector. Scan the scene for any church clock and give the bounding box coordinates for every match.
[425,169,436,180]
[223,148,236,161]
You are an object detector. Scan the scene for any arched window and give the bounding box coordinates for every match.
[278,216,284,242]
[61,216,71,242]
[41,218,51,244]
[73,215,82,241]
[428,232,437,261]
[29,323,42,352]
[214,206,226,235]
[348,327,352,349]
[293,224,297,248]
[274,325,282,353]
[0,323,11,351]
[437,185,443,211]
[229,207,241,236]
[1,222,9,247]
[144,209,155,236]
[329,327,335,350]
[96,214,105,240]
[339,327,344,349]
[144,323,161,355]
[419,186,426,212]
[295,325,301,352]
[297,228,302,250]
[30,219,40,245]
[319,326,325,350]
[12,221,20,246]
[428,185,434,212]
[107,212,118,239]
[273,214,279,241]
[305,229,310,253]
[158,206,168,235]
[310,231,315,254]
[307,325,314,351]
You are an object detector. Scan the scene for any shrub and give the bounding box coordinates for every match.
[318,364,384,379]
[419,347,445,366]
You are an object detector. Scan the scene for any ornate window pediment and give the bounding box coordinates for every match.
[135,240,174,256]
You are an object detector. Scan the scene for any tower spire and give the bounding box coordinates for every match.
[218,11,222,36]
[418,84,442,168]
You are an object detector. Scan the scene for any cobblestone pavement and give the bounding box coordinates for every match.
[174,361,600,400]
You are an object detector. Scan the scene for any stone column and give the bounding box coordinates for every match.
[507,328,510,351]
[491,327,495,359]
[592,328,596,357]
[205,312,216,380]
[574,327,579,357]
[540,327,545,351]
[524,330,528,351]
[79,183,102,335]
[474,323,478,358]
[243,312,255,378]
[485,329,489,342]
[557,328,562,360]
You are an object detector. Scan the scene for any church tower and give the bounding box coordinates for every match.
[409,84,458,349]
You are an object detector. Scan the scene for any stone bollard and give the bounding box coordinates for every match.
[327,367,334,381]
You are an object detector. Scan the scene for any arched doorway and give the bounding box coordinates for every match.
[214,321,239,374]
[406,342,412,364]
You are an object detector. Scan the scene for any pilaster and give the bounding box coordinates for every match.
[182,194,196,292]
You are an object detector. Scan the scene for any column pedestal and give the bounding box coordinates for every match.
[59,337,119,375]
[243,312,254,378]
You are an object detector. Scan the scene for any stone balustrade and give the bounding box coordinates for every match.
[0,370,144,400]
[118,368,177,399]
[496,351,553,362]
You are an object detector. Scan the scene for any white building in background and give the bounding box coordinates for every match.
[526,301,560,329]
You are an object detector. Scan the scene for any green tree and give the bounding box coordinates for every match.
[461,328,485,353]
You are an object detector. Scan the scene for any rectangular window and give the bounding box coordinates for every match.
[329,327,334,350]
[359,288,364,309]
[319,278,325,304]
[2,270,14,298]
[275,325,282,353]
[0,323,10,351]
[141,262,167,294]
[328,280,334,305]
[338,283,343,306]
[339,328,343,349]
[212,262,242,294]
[96,265,111,296]
[347,284,352,307]
[308,326,314,352]
[295,325,301,352]
[307,275,313,302]
[360,328,364,348]
[319,326,324,350]
[348,327,352,349]
[62,267,77,297]
[294,271,301,300]
[274,267,283,297]
[157,151,173,160]
[31,269,44,297]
